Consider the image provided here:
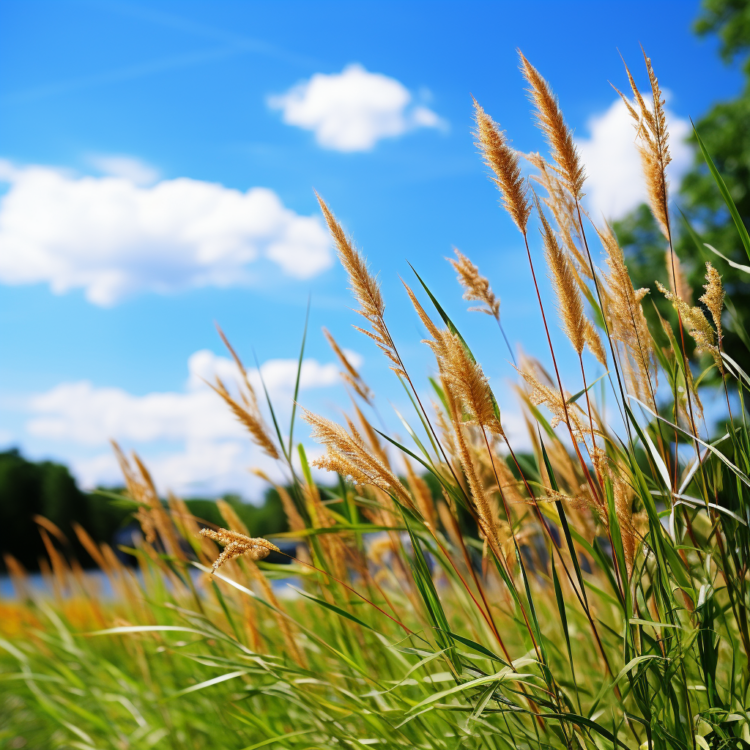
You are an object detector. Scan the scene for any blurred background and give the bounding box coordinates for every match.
[1,0,748,570]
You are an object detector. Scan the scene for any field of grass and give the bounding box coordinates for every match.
[3,50,750,750]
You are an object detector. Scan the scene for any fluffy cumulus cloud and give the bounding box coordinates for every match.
[26,349,359,495]
[0,160,333,305]
[576,96,692,221]
[268,64,444,152]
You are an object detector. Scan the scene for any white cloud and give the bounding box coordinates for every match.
[0,162,333,305]
[268,64,445,152]
[88,154,160,186]
[576,95,692,221]
[27,349,346,445]
[26,349,359,495]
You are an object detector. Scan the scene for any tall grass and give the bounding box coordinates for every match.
[3,49,750,750]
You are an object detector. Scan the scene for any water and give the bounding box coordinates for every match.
[0,568,299,601]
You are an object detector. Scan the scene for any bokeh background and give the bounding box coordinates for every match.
[0,0,746,512]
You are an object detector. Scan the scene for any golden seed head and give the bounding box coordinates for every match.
[199,527,281,574]
[449,248,500,320]
[472,97,531,233]
[519,51,586,200]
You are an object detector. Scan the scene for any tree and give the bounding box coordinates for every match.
[614,0,750,373]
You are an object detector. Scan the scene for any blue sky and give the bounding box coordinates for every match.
[0,0,744,498]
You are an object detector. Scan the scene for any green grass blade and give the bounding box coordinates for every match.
[287,296,311,457]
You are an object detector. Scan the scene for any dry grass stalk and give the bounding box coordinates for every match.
[526,152,592,278]
[250,468,306,534]
[536,196,585,354]
[515,366,587,443]
[404,281,503,436]
[302,408,413,507]
[72,522,109,573]
[657,315,704,426]
[656,281,723,372]
[207,376,279,460]
[472,98,531,233]
[615,50,671,239]
[111,443,183,559]
[449,248,500,320]
[519,51,585,200]
[323,327,374,404]
[405,460,437,529]
[316,194,404,377]
[199,527,280,574]
[598,223,657,406]
[439,332,504,436]
[666,251,692,305]
[349,399,389,465]
[444,383,502,553]
[584,319,607,367]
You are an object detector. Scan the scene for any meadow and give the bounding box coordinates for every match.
[3,48,750,750]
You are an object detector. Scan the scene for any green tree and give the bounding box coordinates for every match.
[614,0,750,372]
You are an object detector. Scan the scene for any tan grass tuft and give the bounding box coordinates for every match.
[472,98,531,232]
[519,51,586,200]
[449,248,500,319]
[536,195,585,354]
[302,408,413,507]
[316,193,404,376]
[443,381,501,552]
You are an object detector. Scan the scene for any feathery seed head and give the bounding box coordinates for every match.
[656,280,723,371]
[449,249,500,320]
[535,194,586,354]
[599,222,657,405]
[316,193,404,376]
[208,376,279,459]
[323,327,373,404]
[616,51,672,239]
[302,408,413,507]
[701,263,725,342]
[199,527,280,574]
[519,51,586,200]
[472,97,531,233]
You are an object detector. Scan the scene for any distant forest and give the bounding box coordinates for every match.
[0,448,290,573]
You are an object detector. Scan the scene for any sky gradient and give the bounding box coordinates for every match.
[0,0,744,499]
